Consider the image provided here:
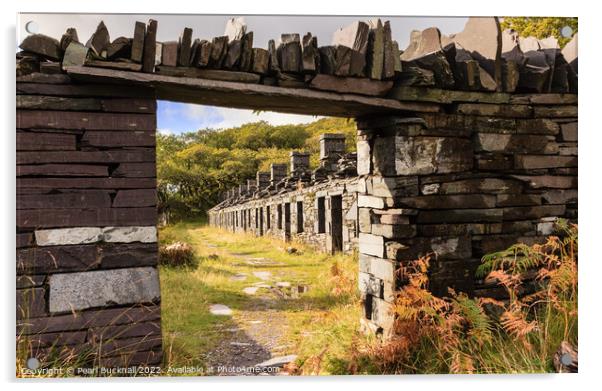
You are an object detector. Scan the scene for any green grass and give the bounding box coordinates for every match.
[159,221,366,374]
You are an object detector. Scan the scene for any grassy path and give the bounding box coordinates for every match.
[159,221,362,376]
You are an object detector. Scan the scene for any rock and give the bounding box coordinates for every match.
[155,42,162,66]
[253,271,272,280]
[178,27,193,66]
[359,233,385,258]
[318,45,337,75]
[19,34,62,61]
[382,21,395,79]
[192,40,211,67]
[276,281,291,288]
[502,60,520,92]
[333,45,352,76]
[85,21,110,57]
[209,304,233,316]
[501,29,525,65]
[373,136,472,176]
[286,247,298,254]
[102,226,157,243]
[59,28,79,51]
[301,33,319,73]
[48,267,160,313]
[366,19,385,80]
[268,39,280,74]
[451,17,502,90]
[332,21,369,76]
[224,38,242,69]
[61,42,89,70]
[131,21,146,63]
[561,33,578,75]
[85,59,142,72]
[35,227,103,246]
[16,55,39,77]
[401,27,454,89]
[553,341,578,373]
[251,48,269,74]
[189,39,200,66]
[230,342,251,347]
[396,65,435,86]
[309,74,393,97]
[224,17,246,41]
[392,41,402,74]
[243,287,259,295]
[106,37,131,59]
[278,34,302,73]
[142,19,158,73]
[561,122,578,142]
[256,355,297,368]
[209,36,229,68]
[161,41,178,67]
[239,32,254,72]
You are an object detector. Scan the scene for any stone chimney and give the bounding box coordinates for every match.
[256,171,270,189]
[320,133,346,171]
[270,163,287,186]
[290,151,310,177]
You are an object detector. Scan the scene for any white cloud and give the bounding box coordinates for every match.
[207,107,321,129]
[157,128,173,135]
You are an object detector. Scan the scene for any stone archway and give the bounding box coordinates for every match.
[16,17,578,369]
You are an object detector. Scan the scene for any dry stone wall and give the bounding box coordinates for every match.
[354,97,577,336]
[16,14,578,366]
[16,73,162,368]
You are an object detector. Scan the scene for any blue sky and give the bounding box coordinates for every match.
[20,14,468,134]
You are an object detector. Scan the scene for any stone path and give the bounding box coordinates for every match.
[202,242,304,376]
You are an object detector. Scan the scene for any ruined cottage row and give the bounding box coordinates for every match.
[17,16,577,98]
[209,133,360,254]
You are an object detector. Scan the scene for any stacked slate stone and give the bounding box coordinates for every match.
[16,74,162,366]
[18,16,576,97]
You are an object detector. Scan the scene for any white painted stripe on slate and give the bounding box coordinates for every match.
[48,267,160,313]
[34,226,157,246]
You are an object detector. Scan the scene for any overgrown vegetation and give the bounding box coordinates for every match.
[157,117,355,223]
[501,17,578,47]
[335,221,578,374]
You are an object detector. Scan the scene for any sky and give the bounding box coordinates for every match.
[18,13,468,134]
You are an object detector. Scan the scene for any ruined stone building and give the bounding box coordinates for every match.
[16,15,577,367]
[209,133,361,254]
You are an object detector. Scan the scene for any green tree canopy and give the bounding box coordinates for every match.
[157,117,356,223]
[501,17,578,48]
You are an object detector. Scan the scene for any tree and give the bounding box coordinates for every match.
[501,17,578,48]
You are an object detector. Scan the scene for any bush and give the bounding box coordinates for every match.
[159,242,197,268]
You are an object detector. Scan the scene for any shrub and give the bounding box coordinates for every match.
[159,242,197,268]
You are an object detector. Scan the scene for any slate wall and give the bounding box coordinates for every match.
[355,97,578,336]
[16,73,162,368]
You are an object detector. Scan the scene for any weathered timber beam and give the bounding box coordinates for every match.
[64,66,441,117]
